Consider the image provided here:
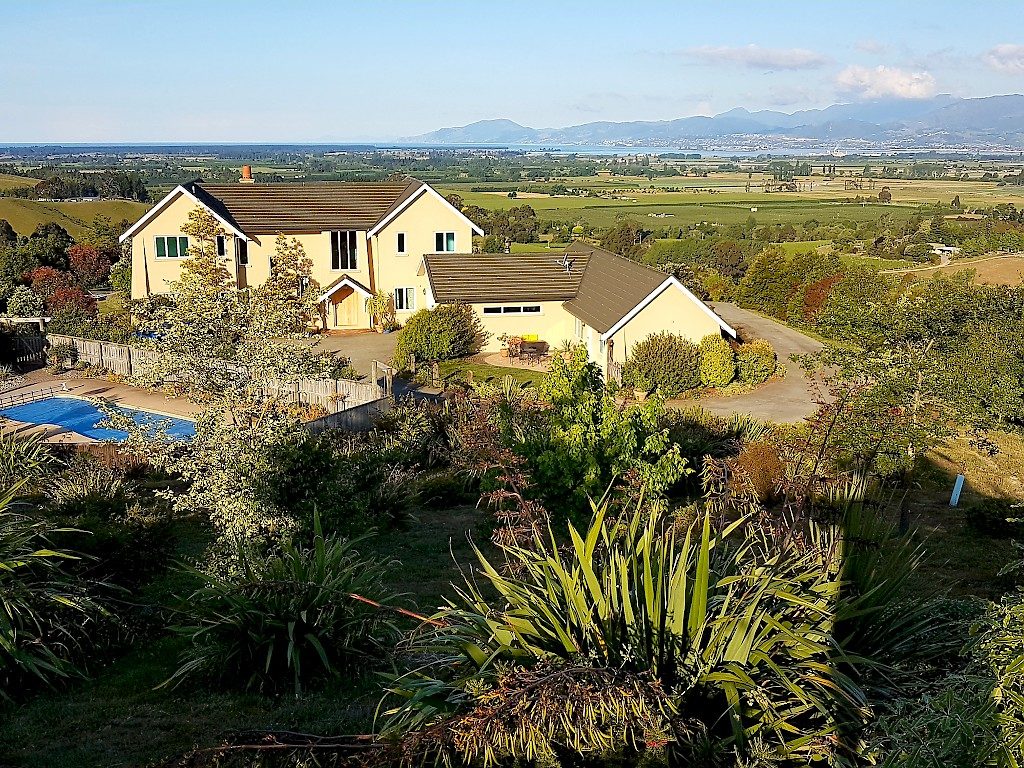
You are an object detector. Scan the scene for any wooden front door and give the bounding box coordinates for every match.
[331,287,361,329]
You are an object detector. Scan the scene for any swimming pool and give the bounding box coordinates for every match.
[0,397,195,441]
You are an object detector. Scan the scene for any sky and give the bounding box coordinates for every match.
[2,0,1023,142]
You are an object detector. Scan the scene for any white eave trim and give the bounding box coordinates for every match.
[599,276,737,341]
[367,182,484,237]
[118,185,249,243]
[317,276,373,303]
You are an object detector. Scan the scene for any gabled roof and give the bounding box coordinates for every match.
[423,241,735,339]
[561,242,667,333]
[121,178,482,242]
[423,251,588,304]
[317,274,373,302]
[190,179,419,236]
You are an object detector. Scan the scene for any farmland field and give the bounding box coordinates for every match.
[0,198,150,237]
[894,254,1024,285]
[0,173,39,191]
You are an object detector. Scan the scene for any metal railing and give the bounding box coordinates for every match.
[0,385,66,411]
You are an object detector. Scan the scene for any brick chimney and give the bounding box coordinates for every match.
[240,165,254,184]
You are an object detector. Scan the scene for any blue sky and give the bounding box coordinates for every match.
[2,0,1022,142]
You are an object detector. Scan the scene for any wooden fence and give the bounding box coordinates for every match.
[45,334,385,415]
[305,396,394,433]
[12,335,45,366]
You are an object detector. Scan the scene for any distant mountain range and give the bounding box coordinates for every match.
[406,95,1024,151]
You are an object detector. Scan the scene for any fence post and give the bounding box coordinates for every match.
[409,354,416,374]
[431,361,440,388]
[385,368,393,398]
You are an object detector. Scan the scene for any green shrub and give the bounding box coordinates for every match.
[393,303,485,366]
[109,260,131,296]
[736,338,778,385]
[698,334,735,388]
[166,520,399,696]
[620,332,699,397]
[46,341,78,370]
[971,590,1024,762]
[966,498,1022,538]
[5,286,43,318]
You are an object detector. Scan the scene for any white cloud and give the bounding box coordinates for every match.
[984,44,1024,74]
[683,44,828,70]
[835,65,937,99]
[854,39,887,54]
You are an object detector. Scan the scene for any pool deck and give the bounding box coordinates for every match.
[0,370,202,444]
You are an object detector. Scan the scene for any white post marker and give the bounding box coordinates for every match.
[949,474,965,507]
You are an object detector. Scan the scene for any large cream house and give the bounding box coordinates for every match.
[120,175,735,377]
[119,175,481,330]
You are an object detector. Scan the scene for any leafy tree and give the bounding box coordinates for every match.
[249,235,320,337]
[5,286,43,317]
[67,244,111,288]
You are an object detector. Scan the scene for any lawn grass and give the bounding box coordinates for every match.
[439,357,548,387]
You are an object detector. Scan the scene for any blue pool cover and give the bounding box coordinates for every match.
[0,397,195,441]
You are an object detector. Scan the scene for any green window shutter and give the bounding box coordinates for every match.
[179,237,189,257]
[167,237,178,258]
[155,237,166,258]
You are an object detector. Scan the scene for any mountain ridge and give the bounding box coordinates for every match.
[406,95,1024,149]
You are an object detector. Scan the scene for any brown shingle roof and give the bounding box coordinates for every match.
[424,251,588,304]
[189,179,420,236]
[561,242,667,332]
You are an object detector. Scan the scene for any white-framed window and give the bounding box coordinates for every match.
[331,230,358,270]
[575,317,584,338]
[435,232,456,252]
[394,287,415,311]
[396,232,406,254]
[235,238,248,266]
[154,235,189,259]
[482,305,542,315]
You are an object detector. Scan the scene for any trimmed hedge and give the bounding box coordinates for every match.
[621,332,700,397]
[736,339,778,385]
[393,304,485,366]
[699,335,735,388]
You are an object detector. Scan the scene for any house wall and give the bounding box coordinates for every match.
[471,301,577,353]
[606,284,725,364]
[129,184,474,330]
[372,190,475,318]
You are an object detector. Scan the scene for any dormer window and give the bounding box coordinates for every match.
[331,231,358,270]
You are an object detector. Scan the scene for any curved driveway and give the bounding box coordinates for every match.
[671,302,824,423]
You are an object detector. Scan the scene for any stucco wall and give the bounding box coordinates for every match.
[607,284,725,364]
[372,190,475,318]
[472,301,577,353]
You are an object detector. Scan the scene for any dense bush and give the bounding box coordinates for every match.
[385,501,869,765]
[972,589,1024,761]
[393,303,484,366]
[167,522,399,696]
[621,332,700,396]
[732,440,783,503]
[966,498,1023,538]
[5,286,43,317]
[698,334,735,388]
[0,482,99,698]
[735,338,778,385]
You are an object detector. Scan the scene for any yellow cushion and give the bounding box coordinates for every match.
[522,333,539,342]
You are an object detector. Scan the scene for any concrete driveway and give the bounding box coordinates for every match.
[671,303,824,423]
[314,331,398,377]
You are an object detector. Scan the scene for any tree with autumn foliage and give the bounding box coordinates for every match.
[67,244,112,288]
